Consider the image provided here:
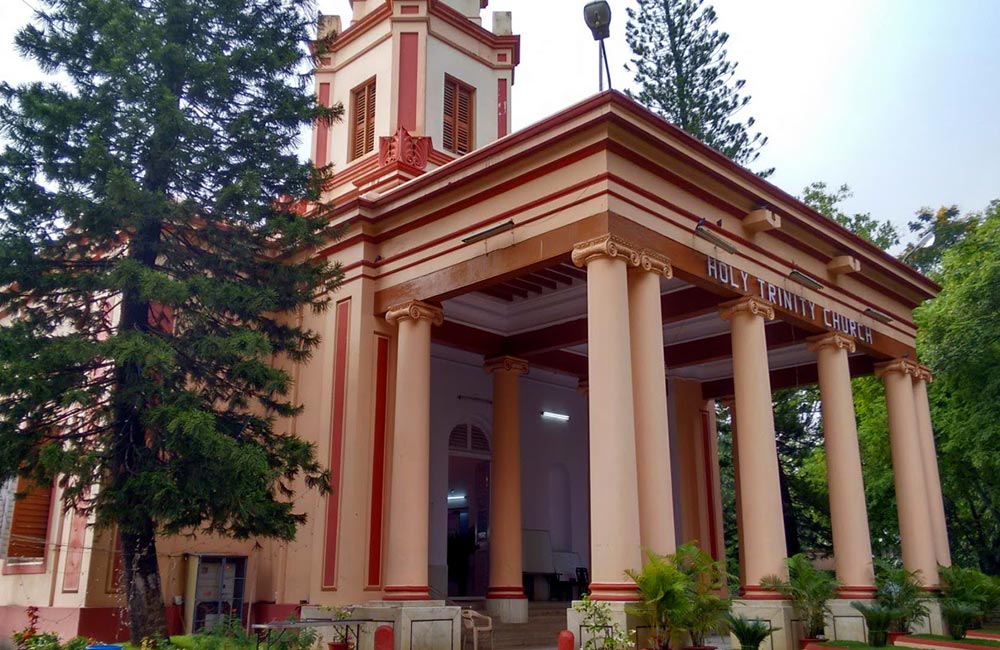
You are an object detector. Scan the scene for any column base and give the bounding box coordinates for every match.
[587,582,641,601]
[349,600,461,650]
[731,599,796,650]
[829,598,874,642]
[486,595,528,624]
[740,584,785,600]
[383,585,432,601]
[836,585,878,599]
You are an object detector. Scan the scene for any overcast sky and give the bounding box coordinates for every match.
[4,1,999,249]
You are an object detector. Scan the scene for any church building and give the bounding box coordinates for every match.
[0,2,951,649]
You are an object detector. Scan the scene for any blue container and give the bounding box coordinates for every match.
[86,645,123,650]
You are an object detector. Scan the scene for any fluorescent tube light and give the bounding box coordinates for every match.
[447,493,466,502]
[695,219,738,254]
[864,308,893,324]
[462,220,515,244]
[788,269,823,291]
[541,411,570,422]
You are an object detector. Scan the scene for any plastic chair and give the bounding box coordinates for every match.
[461,609,494,650]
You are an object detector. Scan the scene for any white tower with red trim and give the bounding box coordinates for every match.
[313,0,520,200]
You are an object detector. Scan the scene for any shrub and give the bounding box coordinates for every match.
[726,614,778,650]
[850,602,899,647]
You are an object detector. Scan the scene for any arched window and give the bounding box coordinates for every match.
[448,423,491,458]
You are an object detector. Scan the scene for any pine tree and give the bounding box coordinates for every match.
[0,0,342,640]
[625,0,769,171]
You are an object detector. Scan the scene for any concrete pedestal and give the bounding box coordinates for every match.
[307,601,461,650]
[731,599,796,650]
[828,599,873,642]
[487,597,528,624]
[911,599,946,636]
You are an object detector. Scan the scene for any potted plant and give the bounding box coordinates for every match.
[940,600,980,640]
[322,605,354,650]
[726,614,779,650]
[939,565,1000,631]
[574,594,633,650]
[761,554,838,649]
[873,561,928,641]
[851,602,899,647]
[626,550,693,650]
[673,543,731,650]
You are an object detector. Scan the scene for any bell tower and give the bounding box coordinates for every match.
[312,0,520,199]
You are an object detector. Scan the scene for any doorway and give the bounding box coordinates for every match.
[447,422,491,598]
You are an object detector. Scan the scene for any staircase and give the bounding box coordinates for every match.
[462,600,568,650]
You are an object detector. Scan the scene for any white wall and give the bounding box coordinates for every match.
[425,37,503,154]
[427,346,590,597]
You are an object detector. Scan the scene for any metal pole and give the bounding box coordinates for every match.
[601,40,612,91]
[598,41,604,91]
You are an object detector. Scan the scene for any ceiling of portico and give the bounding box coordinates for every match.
[434,261,868,397]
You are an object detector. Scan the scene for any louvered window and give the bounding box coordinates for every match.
[4,477,51,561]
[443,76,474,155]
[448,423,490,456]
[350,77,377,161]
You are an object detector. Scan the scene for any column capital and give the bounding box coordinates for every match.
[571,234,672,278]
[874,357,921,379]
[807,332,856,354]
[484,355,529,376]
[719,296,775,322]
[915,364,934,383]
[385,300,444,326]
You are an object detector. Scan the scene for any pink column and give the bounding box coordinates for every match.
[628,252,676,557]
[720,297,788,594]
[808,333,876,598]
[485,355,529,622]
[383,300,443,601]
[875,359,939,588]
[912,366,951,567]
[573,235,642,602]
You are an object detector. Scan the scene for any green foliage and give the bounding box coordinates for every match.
[916,201,1000,572]
[941,600,981,640]
[873,561,929,634]
[800,182,900,250]
[0,0,343,640]
[626,549,691,649]
[573,595,633,650]
[903,205,979,274]
[60,639,91,650]
[850,602,898,646]
[761,554,838,638]
[725,614,778,650]
[938,565,1000,624]
[672,542,731,646]
[625,0,769,172]
[189,616,253,650]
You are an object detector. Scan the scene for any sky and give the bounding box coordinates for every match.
[3,0,999,250]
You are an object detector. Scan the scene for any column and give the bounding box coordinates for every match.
[912,365,951,567]
[485,355,529,623]
[719,296,788,592]
[383,300,443,601]
[875,359,939,588]
[808,333,876,598]
[572,235,642,601]
[628,252,676,557]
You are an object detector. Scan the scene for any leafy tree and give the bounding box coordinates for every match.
[800,182,900,250]
[916,201,1000,572]
[0,0,342,640]
[902,205,979,274]
[625,0,770,172]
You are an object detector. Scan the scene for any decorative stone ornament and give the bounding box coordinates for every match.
[916,364,934,383]
[718,296,775,321]
[484,355,529,376]
[385,300,444,326]
[571,234,672,277]
[378,126,431,169]
[806,332,857,354]
[873,357,921,378]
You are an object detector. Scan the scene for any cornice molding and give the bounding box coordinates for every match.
[571,234,672,278]
[806,332,857,354]
[718,296,775,322]
[385,300,444,325]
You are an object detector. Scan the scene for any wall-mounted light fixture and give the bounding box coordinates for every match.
[788,268,824,291]
[541,411,570,422]
[863,307,893,324]
[447,492,467,502]
[695,218,738,254]
[462,219,515,245]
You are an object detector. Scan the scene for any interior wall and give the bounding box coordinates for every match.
[428,346,590,598]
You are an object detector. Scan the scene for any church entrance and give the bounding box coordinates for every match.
[446,423,491,598]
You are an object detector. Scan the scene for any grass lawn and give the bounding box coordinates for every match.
[120,635,247,650]
[817,642,882,649]
[910,635,1000,647]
